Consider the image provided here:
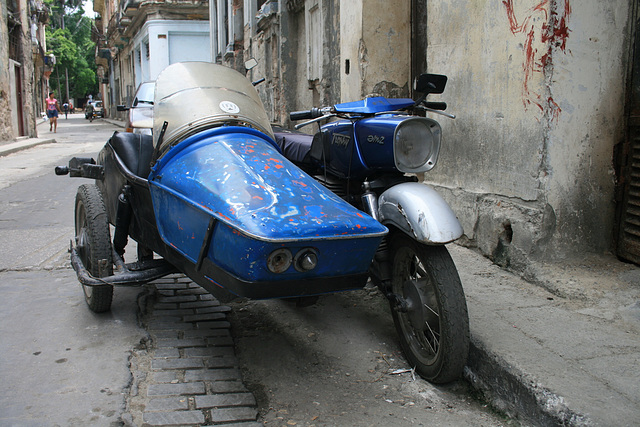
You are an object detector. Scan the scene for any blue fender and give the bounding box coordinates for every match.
[378,182,463,244]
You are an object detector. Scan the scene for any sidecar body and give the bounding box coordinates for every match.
[65,62,387,302]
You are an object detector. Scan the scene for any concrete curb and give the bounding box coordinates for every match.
[450,244,640,427]
[0,138,56,157]
[465,339,590,426]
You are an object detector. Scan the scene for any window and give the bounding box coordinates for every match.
[217,0,229,58]
[306,0,322,81]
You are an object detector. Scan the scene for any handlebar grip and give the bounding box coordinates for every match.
[290,110,313,121]
[55,166,69,176]
[290,108,322,121]
[424,101,447,111]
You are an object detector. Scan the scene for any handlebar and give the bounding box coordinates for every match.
[423,101,447,111]
[290,108,324,121]
[290,99,453,126]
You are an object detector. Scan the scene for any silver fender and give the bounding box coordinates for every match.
[377,182,463,244]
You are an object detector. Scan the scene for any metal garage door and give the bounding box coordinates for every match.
[617,11,640,264]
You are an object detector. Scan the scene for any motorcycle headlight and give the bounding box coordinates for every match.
[393,118,441,173]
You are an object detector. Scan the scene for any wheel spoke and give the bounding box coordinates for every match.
[423,302,439,318]
[415,261,428,278]
[421,321,439,354]
[400,251,443,358]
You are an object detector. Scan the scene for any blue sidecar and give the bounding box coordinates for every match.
[58,61,387,310]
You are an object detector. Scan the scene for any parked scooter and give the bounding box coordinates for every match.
[272,73,469,383]
[55,61,468,384]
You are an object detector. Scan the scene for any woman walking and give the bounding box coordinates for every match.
[46,92,60,132]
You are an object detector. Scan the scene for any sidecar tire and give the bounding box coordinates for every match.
[389,233,469,383]
[75,184,114,313]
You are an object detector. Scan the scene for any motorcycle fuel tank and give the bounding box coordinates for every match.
[318,115,427,179]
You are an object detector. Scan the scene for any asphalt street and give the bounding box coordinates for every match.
[0,115,509,426]
[10,114,636,426]
[0,115,147,426]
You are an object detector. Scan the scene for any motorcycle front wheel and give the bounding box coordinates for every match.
[75,184,114,313]
[389,233,469,383]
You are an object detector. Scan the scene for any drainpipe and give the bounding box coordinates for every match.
[109,54,115,118]
[209,0,218,62]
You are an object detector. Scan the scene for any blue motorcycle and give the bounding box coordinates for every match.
[56,61,468,383]
[274,71,469,383]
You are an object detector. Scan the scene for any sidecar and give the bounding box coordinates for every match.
[58,62,387,312]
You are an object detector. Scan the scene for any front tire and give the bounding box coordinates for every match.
[389,233,469,383]
[75,184,114,313]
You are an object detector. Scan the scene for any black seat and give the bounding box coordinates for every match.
[273,126,314,164]
[108,131,154,178]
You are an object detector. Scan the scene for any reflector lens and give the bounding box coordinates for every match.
[267,248,292,273]
[294,248,318,272]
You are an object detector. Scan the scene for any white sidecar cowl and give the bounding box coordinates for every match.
[153,61,275,157]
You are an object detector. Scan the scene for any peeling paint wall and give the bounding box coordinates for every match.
[421,0,632,265]
[0,1,12,142]
[244,0,632,267]
[340,0,411,101]
[247,0,342,126]
[1,0,38,141]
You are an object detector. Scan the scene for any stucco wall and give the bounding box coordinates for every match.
[1,0,37,141]
[250,1,342,125]
[340,0,410,102]
[0,1,12,142]
[422,0,632,265]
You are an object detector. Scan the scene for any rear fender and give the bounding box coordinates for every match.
[378,182,463,244]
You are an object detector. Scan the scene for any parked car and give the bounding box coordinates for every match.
[117,81,154,135]
[85,101,104,119]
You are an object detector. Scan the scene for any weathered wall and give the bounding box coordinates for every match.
[359,0,410,98]
[340,0,410,101]
[249,1,341,126]
[422,0,632,266]
[0,0,37,141]
[0,1,12,142]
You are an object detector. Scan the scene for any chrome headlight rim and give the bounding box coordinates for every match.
[393,117,442,173]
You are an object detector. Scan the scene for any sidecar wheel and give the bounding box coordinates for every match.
[389,233,469,383]
[75,184,113,313]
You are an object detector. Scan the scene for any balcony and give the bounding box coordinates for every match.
[121,0,141,17]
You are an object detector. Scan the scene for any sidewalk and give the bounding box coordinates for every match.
[451,245,640,426]
[0,118,56,157]
[1,127,637,426]
[0,115,126,157]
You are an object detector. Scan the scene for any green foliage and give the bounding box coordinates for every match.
[45,0,86,30]
[45,1,98,100]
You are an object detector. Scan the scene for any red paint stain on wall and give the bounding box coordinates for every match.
[503,0,570,123]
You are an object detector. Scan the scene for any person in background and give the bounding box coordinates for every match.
[63,100,69,119]
[46,92,60,132]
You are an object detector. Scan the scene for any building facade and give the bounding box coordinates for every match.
[93,0,210,117]
[1,0,49,141]
[96,0,639,271]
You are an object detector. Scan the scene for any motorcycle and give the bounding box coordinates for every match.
[55,61,468,384]
[271,72,469,383]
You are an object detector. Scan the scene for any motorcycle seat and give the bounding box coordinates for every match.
[108,131,155,178]
[273,126,313,164]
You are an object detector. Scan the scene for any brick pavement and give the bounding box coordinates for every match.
[124,274,261,426]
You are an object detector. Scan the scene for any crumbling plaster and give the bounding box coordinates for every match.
[0,2,12,142]
[424,0,631,263]
[340,0,410,101]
